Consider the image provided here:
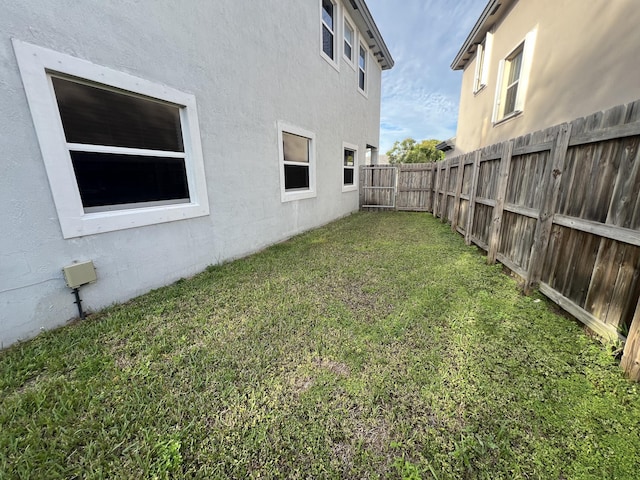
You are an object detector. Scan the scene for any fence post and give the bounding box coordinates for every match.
[525,123,572,293]
[621,297,640,381]
[432,164,440,218]
[359,165,365,209]
[465,150,481,245]
[441,160,451,222]
[451,155,465,232]
[487,140,514,264]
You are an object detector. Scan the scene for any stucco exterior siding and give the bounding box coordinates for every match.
[0,0,389,347]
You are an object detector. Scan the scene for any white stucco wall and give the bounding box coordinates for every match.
[454,0,640,154]
[0,0,385,347]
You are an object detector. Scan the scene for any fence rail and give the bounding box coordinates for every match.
[360,99,640,380]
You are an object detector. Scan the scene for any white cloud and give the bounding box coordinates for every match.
[366,0,487,152]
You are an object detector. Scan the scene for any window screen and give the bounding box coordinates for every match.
[51,76,190,211]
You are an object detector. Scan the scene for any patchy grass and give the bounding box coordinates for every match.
[1,212,640,479]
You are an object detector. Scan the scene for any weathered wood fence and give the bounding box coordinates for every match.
[360,100,640,380]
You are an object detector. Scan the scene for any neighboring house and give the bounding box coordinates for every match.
[447,0,640,154]
[377,154,390,164]
[0,1,393,348]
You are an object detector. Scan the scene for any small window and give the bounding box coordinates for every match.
[473,32,492,94]
[358,44,367,94]
[12,40,209,238]
[278,122,316,202]
[493,29,536,124]
[321,0,337,66]
[342,142,358,192]
[343,17,355,65]
[503,46,523,115]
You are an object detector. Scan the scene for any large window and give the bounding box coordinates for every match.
[358,43,367,94]
[342,142,358,192]
[51,76,190,212]
[321,0,337,66]
[278,122,316,202]
[13,40,209,238]
[473,32,493,94]
[492,29,536,124]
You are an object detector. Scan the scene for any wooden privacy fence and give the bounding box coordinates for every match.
[360,100,640,380]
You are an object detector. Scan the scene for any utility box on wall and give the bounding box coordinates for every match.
[62,261,97,289]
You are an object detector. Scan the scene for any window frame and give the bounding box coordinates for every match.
[473,31,493,94]
[342,142,358,192]
[492,28,537,125]
[358,42,368,96]
[342,12,357,69]
[12,39,209,239]
[320,0,339,70]
[277,121,317,202]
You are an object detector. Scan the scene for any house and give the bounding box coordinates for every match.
[446,0,640,154]
[0,1,393,348]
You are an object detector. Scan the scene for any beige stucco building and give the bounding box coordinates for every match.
[449,0,640,155]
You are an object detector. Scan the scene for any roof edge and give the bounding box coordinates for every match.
[436,138,456,152]
[450,0,514,71]
[352,0,395,70]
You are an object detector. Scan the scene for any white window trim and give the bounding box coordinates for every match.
[342,12,357,70]
[12,39,209,239]
[277,121,317,202]
[342,141,358,192]
[473,31,493,94]
[320,0,340,71]
[358,42,369,97]
[492,28,537,125]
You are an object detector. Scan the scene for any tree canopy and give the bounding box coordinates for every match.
[386,138,444,164]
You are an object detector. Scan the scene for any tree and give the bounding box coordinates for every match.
[386,138,444,164]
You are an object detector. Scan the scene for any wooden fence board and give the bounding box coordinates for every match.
[607,137,640,229]
[526,123,571,292]
[622,298,640,378]
[487,141,514,264]
[553,215,640,247]
[465,151,481,245]
[397,163,435,211]
[359,100,640,379]
[472,203,493,247]
[498,211,536,272]
[606,245,640,329]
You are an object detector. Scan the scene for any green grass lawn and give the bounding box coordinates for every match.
[2,212,639,479]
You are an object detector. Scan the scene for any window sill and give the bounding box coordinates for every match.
[473,84,487,96]
[343,56,357,71]
[342,185,357,193]
[281,189,316,203]
[493,110,522,126]
[321,52,340,72]
[61,201,210,238]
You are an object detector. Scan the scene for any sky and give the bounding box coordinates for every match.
[365,0,488,154]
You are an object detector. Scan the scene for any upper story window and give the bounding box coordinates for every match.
[12,40,209,238]
[492,28,537,124]
[473,32,493,94]
[358,43,367,94]
[278,122,317,202]
[502,45,523,116]
[321,0,338,67]
[343,16,356,66]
